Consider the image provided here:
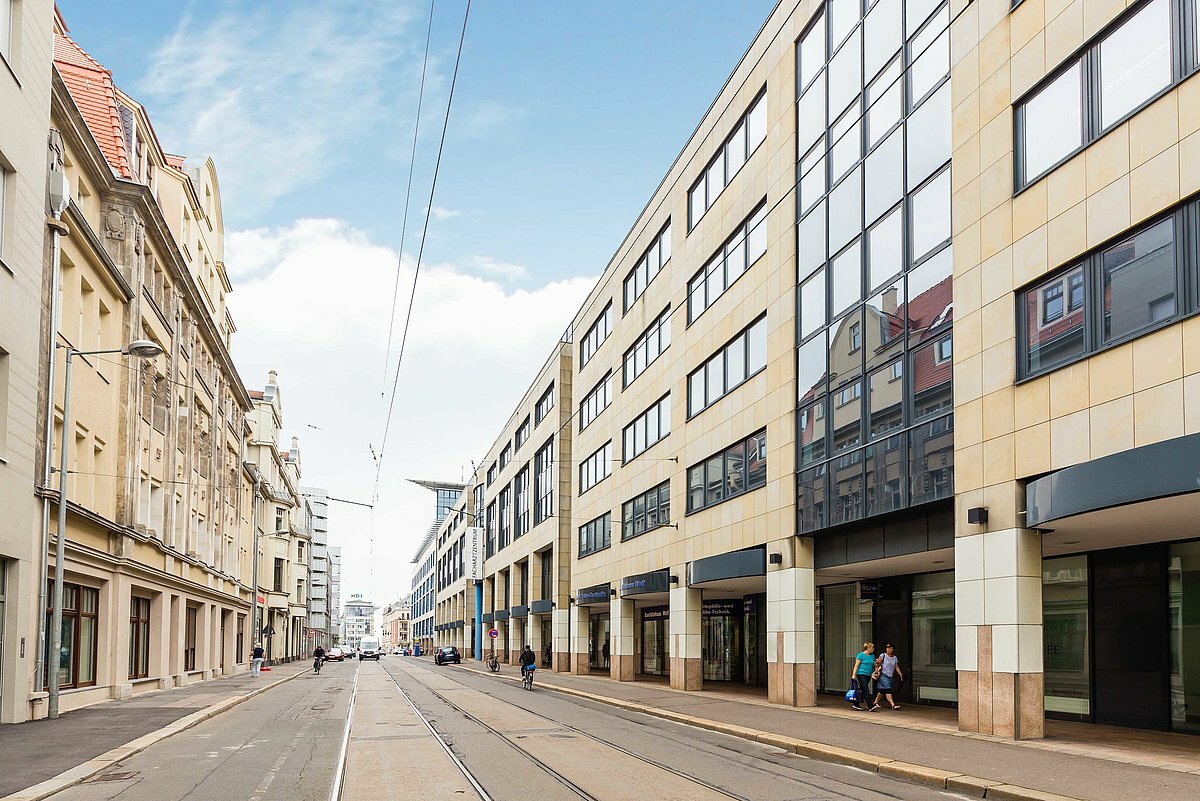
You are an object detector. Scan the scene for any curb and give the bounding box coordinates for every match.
[459,663,1085,801]
[0,668,308,801]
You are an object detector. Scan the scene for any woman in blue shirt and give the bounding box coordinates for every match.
[850,642,878,711]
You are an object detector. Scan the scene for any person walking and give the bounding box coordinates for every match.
[250,643,265,677]
[543,642,552,668]
[872,643,904,710]
[850,642,878,711]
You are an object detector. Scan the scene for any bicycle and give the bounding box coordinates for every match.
[485,650,500,672]
[313,657,322,675]
[522,665,535,691]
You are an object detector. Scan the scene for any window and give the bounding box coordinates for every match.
[0,168,8,259]
[624,222,672,311]
[578,372,613,431]
[687,315,767,417]
[487,462,497,486]
[687,202,769,322]
[622,394,671,462]
[297,541,305,563]
[486,501,496,557]
[498,485,511,549]
[514,465,530,537]
[578,513,612,558]
[1017,0,1179,188]
[1020,205,1194,378]
[184,605,198,671]
[515,416,531,450]
[534,383,555,424]
[622,481,670,540]
[686,430,766,513]
[273,558,284,592]
[275,509,284,531]
[236,614,245,662]
[580,302,613,367]
[534,439,554,525]
[500,442,512,470]
[579,441,612,494]
[689,89,768,229]
[44,582,99,689]
[934,335,952,364]
[623,307,671,388]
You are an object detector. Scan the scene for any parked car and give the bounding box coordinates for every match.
[325,647,346,662]
[391,648,403,655]
[434,646,462,666]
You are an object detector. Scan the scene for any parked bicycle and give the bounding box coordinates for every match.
[485,649,500,672]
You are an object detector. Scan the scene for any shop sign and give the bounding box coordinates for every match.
[620,569,670,596]
[702,599,738,617]
[641,605,669,621]
[858,580,881,599]
[743,597,756,614]
[464,527,484,580]
[576,584,611,605]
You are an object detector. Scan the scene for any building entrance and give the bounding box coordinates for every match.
[588,612,609,671]
[697,595,766,686]
[641,606,668,676]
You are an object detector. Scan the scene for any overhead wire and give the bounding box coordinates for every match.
[381,0,438,388]
[372,0,473,501]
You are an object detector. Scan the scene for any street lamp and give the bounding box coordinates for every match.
[48,339,163,718]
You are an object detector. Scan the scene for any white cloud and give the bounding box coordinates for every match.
[226,219,593,603]
[468,255,529,280]
[140,2,425,213]
[429,205,461,221]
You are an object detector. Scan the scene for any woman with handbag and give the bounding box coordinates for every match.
[872,643,904,710]
[850,642,879,711]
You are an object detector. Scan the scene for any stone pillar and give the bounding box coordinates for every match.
[669,578,702,691]
[610,597,635,681]
[112,576,134,699]
[956,527,1044,739]
[151,591,171,687]
[552,608,570,672]
[767,537,816,707]
[570,603,590,674]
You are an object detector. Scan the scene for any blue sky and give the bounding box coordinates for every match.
[58,0,777,285]
[54,0,780,601]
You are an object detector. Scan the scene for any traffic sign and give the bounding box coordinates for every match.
[488,628,499,640]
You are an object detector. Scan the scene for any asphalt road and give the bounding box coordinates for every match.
[382,658,958,801]
[36,657,969,801]
[38,659,354,801]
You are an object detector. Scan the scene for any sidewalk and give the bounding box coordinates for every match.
[0,663,309,798]
[453,659,1200,801]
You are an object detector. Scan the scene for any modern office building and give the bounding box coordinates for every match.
[409,479,465,653]
[300,487,334,648]
[341,594,374,650]
[424,0,1200,741]
[329,546,343,642]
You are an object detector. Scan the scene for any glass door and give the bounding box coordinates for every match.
[1043,555,1090,719]
[641,607,669,675]
[589,613,610,671]
[1169,540,1200,733]
[702,608,743,681]
[820,583,871,693]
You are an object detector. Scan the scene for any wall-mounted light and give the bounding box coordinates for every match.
[669,575,679,584]
[967,507,988,524]
[768,553,783,564]
[610,589,617,597]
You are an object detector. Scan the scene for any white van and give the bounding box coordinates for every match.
[359,637,381,660]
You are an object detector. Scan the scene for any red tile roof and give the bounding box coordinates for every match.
[248,390,265,400]
[53,31,132,179]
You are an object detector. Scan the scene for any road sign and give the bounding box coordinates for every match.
[488,628,499,640]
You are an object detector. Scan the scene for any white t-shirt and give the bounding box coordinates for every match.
[881,653,899,677]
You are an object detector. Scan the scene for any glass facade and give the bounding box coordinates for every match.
[795,0,953,535]
[1168,541,1200,733]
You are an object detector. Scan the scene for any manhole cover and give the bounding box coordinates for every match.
[85,772,138,783]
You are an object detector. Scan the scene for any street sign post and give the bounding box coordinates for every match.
[488,628,499,640]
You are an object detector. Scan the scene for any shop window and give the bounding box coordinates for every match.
[1169,540,1200,733]
[910,572,957,703]
[1043,555,1091,720]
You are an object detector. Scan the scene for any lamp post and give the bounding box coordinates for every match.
[48,339,163,719]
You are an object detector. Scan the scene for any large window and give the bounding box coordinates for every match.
[498,485,511,549]
[687,430,766,513]
[688,315,767,417]
[622,394,671,462]
[534,439,554,525]
[689,89,768,230]
[578,513,612,558]
[579,372,613,432]
[579,302,613,367]
[1019,205,1196,379]
[624,222,672,312]
[688,202,769,323]
[130,596,151,679]
[44,581,98,690]
[622,481,670,541]
[1016,0,1181,188]
[184,605,198,671]
[623,307,671,388]
[515,415,531,451]
[579,441,613,495]
[534,383,554,425]
[514,465,530,537]
[499,442,512,470]
[485,500,497,557]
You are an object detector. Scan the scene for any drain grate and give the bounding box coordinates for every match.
[84,772,139,783]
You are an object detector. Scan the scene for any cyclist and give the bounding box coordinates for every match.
[313,645,326,673]
[519,643,537,680]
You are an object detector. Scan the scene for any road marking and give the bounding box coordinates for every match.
[327,661,361,801]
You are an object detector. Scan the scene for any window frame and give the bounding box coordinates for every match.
[688,200,770,324]
[622,306,671,388]
[623,221,673,314]
[515,415,531,451]
[579,301,613,368]
[622,394,672,463]
[688,87,769,231]
[578,441,613,495]
[534,383,555,425]
[578,371,613,432]
[686,429,767,514]
[686,314,768,419]
[578,512,612,558]
[622,480,671,541]
[1014,0,1192,192]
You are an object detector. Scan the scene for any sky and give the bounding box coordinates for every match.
[55,0,779,607]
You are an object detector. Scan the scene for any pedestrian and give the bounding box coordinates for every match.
[543,642,552,667]
[250,642,265,677]
[872,643,904,710]
[602,640,610,669]
[850,642,878,711]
